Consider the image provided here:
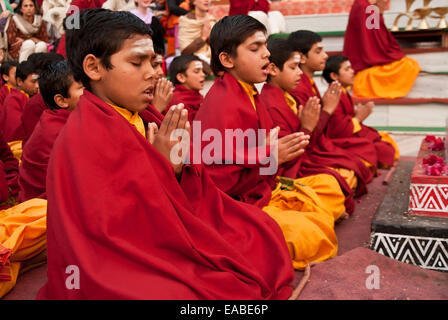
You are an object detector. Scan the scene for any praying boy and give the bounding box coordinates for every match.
[168,54,205,122]
[194,15,345,269]
[19,61,84,202]
[37,9,294,299]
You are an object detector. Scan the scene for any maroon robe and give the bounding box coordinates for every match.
[168,84,203,122]
[0,84,13,110]
[139,103,164,126]
[289,73,373,198]
[343,0,404,73]
[229,0,270,15]
[261,83,355,214]
[22,94,47,146]
[0,132,19,205]
[19,108,71,202]
[37,90,294,299]
[0,89,28,142]
[194,72,277,208]
[327,90,395,167]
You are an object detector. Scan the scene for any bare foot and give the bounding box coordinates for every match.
[336,212,349,224]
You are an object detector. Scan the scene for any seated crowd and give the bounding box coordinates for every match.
[0,0,409,299]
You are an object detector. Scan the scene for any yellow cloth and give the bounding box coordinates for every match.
[284,92,298,115]
[238,80,257,110]
[263,174,345,270]
[7,140,22,162]
[330,167,358,190]
[351,117,362,134]
[109,104,146,138]
[0,199,47,298]
[378,131,400,161]
[353,57,420,98]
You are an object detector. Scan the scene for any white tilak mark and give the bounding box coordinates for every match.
[132,39,154,54]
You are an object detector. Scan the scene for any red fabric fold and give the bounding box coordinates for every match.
[19,108,71,202]
[229,0,270,15]
[168,84,203,122]
[22,94,48,146]
[0,89,28,142]
[343,0,404,73]
[0,132,19,201]
[37,90,294,299]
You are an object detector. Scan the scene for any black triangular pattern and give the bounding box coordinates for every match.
[410,238,437,264]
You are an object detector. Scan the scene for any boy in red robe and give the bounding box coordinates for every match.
[0,61,39,143]
[0,61,18,109]
[323,55,400,168]
[194,15,346,269]
[21,53,65,145]
[19,61,84,202]
[261,38,353,218]
[343,0,420,98]
[288,30,373,197]
[37,9,294,299]
[167,54,204,122]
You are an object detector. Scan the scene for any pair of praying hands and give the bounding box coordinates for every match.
[153,78,174,113]
[268,127,310,166]
[147,104,190,177]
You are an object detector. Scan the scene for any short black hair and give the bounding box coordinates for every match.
[16,60,36,82]
[27,53,65,75]
[0,61,18,84]
[65,8,152,91]
[288,30,322,57]
[168,55,202,85]
[323,55,349,84]
[210,15,267,75]
[267,38,296,71]
[39,61,75,110]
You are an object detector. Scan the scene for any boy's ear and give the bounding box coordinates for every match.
[16,78,23,87]
[268,62,278,77]
[83,54,102,81]
[218,52,235,70]
[1,74,8,83]
[300,53,307,65]
[54,94,69,109]
[330,71,338,82]
[176,73,186,84]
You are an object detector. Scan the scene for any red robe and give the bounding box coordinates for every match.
[168,84,203,122]
[19,108,70,202]
[37,90,294,299]
[139,103,164,126]
[194,72,276,208]
[0,89,28,142]
[261,83,355,214]
[22,94,47,146]
[0,132,19,205]
[229,0,269,15]
[0,84,13,110]
[289,73,373,198]
[343,0,404,73]
[327,90,395,167]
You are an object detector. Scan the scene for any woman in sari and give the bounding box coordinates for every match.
[6,0,48,62]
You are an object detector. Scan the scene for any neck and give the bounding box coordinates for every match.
[228,70,256,86]
[137,6,148,15]
[267,79,286,93]
[23,14,34,23]
[7,82,16,88]
[300,64,315,79]
[195,8,207,19]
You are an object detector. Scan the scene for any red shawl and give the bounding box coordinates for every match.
[0,85,12,110]
[289,73,373,198]
[139,103,164,126]
[229,0,269,15]
[0,132,19,204]
[37,90,294,299]
[343,0,404,73]
[0,88,28,142]
[261,83,355,213]
[22,94,47,146]
[169,84,203,122]
[18,108,70,202]
[194,72,276,208]
[327,90,395,167]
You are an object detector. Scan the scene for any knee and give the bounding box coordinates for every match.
[34,41,48,53]
[20,39,35,51]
